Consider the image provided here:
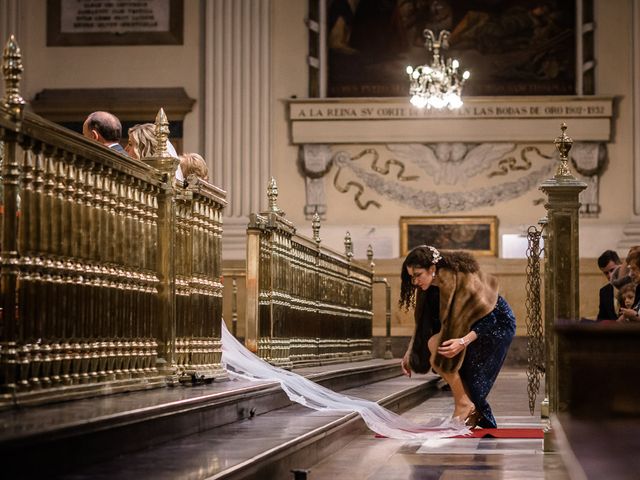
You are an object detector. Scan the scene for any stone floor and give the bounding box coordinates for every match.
[308,368,571,479]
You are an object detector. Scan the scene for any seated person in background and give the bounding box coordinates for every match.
[618,249,640,323]
[82,111,126,154]
[125,123,184,182]
[618,283,636,312]
[611,246,640,286]
[597,250,621,321]
[179,153,209,182]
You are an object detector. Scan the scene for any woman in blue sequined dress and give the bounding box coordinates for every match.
[399,245,516,428]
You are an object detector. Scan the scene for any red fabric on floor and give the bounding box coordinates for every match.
[454,428,544,438]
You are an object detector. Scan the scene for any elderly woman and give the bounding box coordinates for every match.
[179,152,209,182]
[399,245,516,428]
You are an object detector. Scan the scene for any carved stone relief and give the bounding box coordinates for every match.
[570,142,607,217]
[298,142,606,216]
[298,144,333,219]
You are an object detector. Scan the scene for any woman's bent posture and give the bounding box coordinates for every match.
[399,245,515,428]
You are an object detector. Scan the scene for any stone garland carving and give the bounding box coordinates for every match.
[333,148,555,213]
[331,148,419,211]
[299,142,605,215]
[488,146,540,177]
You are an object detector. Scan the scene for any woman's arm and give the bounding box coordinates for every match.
[401,336,414,377]
[437,331,478,358]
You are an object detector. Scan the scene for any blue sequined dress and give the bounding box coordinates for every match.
[458,296,516,428]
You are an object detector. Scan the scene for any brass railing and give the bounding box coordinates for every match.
[245,179,373,368]
[0,36,227,407]
[174,176,226,378]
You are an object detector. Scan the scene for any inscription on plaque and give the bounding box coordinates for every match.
[60,0,169,33]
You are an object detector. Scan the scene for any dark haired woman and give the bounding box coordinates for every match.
[399,245,515,428]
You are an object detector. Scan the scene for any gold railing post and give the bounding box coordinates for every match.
[0,35,25,393]
[245,217,262,353]
[538,123,587,452]
[142,108,179,378]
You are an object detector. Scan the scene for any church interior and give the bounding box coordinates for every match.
[1,0,639,478]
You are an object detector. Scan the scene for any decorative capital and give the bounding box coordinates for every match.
[344,231,353,260]
[312,211,321,245]
[553,122,574,178]
[2,35,26,118]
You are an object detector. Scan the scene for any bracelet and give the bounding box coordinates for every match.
[459,337,467,346]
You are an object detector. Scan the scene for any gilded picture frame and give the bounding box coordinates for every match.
[326,0,577,97]
[400,216,498,257]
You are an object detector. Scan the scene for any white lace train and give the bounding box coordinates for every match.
[220,321,469,440]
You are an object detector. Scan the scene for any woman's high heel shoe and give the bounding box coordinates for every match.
[464,409,480,429]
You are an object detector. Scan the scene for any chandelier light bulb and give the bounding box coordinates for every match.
[406,29,469,110]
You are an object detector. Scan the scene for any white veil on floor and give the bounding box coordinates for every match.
[220,321,469,440]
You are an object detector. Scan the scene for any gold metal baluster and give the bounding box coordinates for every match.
[146,191,159,374]
[140,186,152,374]
[104,169,118,380]
[130,180,143,376]
[62,154,79,384]
[86,163,101,382]
[13,141,35,389]
[121,176,134,378]
[0,35,25,394]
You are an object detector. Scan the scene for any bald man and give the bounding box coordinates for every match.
[82,111,126,154]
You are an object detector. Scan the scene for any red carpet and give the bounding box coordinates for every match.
[455,428,544,439]
[374,428,543,439]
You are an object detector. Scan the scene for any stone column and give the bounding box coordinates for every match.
[619,0,640,249]
[539,123,586,451]
[203,0,272,259]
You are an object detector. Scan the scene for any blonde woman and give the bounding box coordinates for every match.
[125,123,184,181]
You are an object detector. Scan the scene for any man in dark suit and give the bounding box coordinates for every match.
[82,111,127,154]
[597,250,621,321]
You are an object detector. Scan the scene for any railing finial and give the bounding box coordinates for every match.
[154,108,170,158]
[312,211,321,245]
[267,177,283,215]
[366,244,375,271]
[344,231,353,260]
[2,35,26,118]
[553,122,574,178]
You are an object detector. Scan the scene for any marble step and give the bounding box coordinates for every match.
[55,374,443,480]
[0,359,402,477]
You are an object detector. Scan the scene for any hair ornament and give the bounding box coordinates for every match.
[426,245,441,264]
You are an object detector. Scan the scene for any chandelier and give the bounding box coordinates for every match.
[406,30,470,110]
